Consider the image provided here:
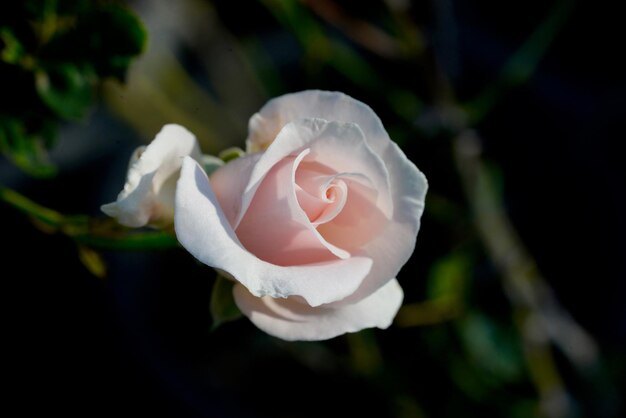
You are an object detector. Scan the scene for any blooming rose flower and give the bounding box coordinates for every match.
[175,90,428,341]
[102,124,201,227]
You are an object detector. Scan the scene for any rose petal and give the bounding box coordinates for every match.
[246,90,391,157]
[101,124,201,227]
[247,92,428,307]
[101,171,157,227]
[235,149,349,264]
[316,179,388,252]
[236,118,392,227]
[232,278,404,341]
[293,161,338,223]
[210,153,262,227]
[333,143,428,306]
[175,157,373,307]
[306,175,349,226]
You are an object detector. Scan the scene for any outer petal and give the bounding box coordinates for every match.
[175,157,373,307]
[232,278,404,341]
[246,90,391,157]
[102,124,202,227]
[334,143,428,306]
[209,153,262,227]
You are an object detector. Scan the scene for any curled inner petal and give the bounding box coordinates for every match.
[294,161,351,226]
[312,178,348,225]
[235,150,349,266]
[292,158,386,252]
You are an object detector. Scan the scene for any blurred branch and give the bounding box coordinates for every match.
[260,0,423,124]
[301,0,410,59]
[453,130,598,418]
[261,0,378,86]
[464,0,574,125]
[0,186,178,251]
[0,185,64,225]
[395,298,462,327]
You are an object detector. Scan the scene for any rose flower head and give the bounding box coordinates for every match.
[175,91,428,341]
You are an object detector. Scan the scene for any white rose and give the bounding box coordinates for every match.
[175,91,428,341]
[102,124,201,227]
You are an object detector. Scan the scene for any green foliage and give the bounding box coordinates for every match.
[457,312,524,387]
[0,0,146,177]
[210,274,242,330]
[0,184,179,253]
[427,252,470,302]
[35,64,94,119]
[218,147,246,163]
[77,245,107,278]
[0,115,56,176]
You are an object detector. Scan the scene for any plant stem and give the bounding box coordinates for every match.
[0,186,63,226]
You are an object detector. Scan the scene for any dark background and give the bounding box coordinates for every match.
[3,1,624,417]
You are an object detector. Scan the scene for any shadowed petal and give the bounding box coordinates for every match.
[233,278,404,341]
[101,124,201,227]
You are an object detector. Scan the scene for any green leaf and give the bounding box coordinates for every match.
[217,147,245,163]
[97,4,147,56]
[427,252,469,301]
[210,275,242,330]
[78,245,107,278]
[0,28,25,64]
[35,64,93,119]
[37,3,147,81]
[0,185,63,225]
[0,117,57,178]
[458,311,524,384]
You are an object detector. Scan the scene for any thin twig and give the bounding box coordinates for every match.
[453,130,598,418]
[0,186,179,251]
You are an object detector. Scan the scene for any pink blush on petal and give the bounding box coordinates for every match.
[235,156,340,266]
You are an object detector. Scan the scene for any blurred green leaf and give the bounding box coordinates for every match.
[388,90,423,125]
[78,245,107,278]
[1,1,146,176]
[347,330,383,376]
[87,4,147,80]
[0,117,57,178]
[458,311,524,384]
[427,252,469,301]
[218,147,245,163]
[210,275,242,330]
[35,64,93,119]
[42,4,147,80]
[396,253,469,327]
[0,28,25,64]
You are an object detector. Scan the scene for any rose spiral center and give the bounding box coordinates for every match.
[295,163,348,226]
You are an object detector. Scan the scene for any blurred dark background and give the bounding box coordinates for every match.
[2,0,624,417]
